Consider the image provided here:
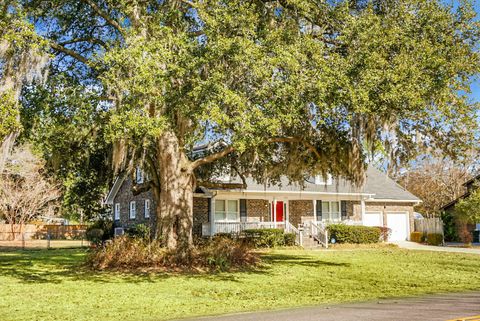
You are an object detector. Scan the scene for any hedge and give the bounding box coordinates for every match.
[427,233,443,246]
[328,224,381,244]
[410,231,423,243]
[243,229,285,248]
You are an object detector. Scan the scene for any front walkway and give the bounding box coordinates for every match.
[394,241,480,255]
[185,292,480,321]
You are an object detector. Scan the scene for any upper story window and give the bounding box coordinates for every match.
[322,201,340,221]
[215,199,239,222]
[315,174,332,185]
[136,167,144,184]
[114,203,120,220]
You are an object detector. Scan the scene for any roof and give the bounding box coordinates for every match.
[209,166,421,202]
[105,165,421,205]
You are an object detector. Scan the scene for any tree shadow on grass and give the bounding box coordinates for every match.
[0,249,349,285]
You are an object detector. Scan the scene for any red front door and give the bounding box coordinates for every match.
[272,201,284,222]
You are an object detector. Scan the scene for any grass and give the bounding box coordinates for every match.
[1,247,480,321]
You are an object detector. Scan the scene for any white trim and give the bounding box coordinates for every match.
[360,199,366,224]
[386,211,410,241]
[144,199,150,218]
[365,199,421,203]
[114,203,120,220]
[214,198,240,222]
[105,175,126,205]
[129,201,136,219]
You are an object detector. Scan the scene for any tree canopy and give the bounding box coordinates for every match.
[6,0,480,254]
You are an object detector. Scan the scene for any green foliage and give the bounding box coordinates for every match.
[410,231,424,243]
[328,224,381,244]
[283,233,297,246]
[0,90,20,139]
[455,188,480,225]
[441,210,460,242]
[86,219,113,244]
[125,224,152,241]
[426,233,444,246]
[243,229,285,248]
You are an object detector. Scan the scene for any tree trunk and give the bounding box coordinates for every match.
[154,130,194,259]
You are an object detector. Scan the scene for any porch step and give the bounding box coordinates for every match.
[302,235,324,249]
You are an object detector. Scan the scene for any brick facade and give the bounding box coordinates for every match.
[112,177,209,236]
[246,199,270,222]
[288,200,314,227]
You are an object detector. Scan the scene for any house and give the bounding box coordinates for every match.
[105,165,420,242]
[441,175,480,242]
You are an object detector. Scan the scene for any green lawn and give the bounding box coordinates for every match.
[1,248,480,321]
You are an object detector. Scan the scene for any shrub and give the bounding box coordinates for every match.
[86,219,113,244]
[243,228,285,248]
[426,233,443,246]
[458,221,473,244]
[125,224,152,241]
[86,235,258,272]
[283,233,297,246]
[377,226,392,242]
[328,224,381,244]
[410,231,424,243]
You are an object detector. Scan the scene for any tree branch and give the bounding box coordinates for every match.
[191,145,235,169]
[50,42,91,65]
[131,180,154,195]
[58,37,109,49]
[80,0,125,35]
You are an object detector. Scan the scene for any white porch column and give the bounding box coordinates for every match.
[210,196,216,235]
[361,198,366,226]
[273,198,277,228]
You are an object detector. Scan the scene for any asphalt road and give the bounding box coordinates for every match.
[184,292,480,321]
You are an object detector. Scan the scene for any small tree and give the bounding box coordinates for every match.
[0,146,60,239]
[454,188,480,244]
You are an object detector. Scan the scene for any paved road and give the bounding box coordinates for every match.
[394,241,480,255]
[184,292,480,321]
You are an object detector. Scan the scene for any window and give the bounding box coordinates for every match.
[129,201,136,219]
[144,199,150,218]
[321,201,340,221]
[114,203,120,220]
[314,174,333,185]
[136,167,144,184]
[214,199,239,222]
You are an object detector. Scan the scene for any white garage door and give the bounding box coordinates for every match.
[364,212,383,227]
[386,212,409,241]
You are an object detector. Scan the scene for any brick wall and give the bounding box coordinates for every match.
[289,200,314,227]
[193,197,209,235]
[246,199,270,222]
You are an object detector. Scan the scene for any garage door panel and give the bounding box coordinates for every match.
[364,212,382,227]
[386,212,409,241]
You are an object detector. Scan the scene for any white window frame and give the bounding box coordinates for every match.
[136,167,144,184]
[321,201,341,222]
[129,201,136,219]
[144,199,150,218]
[314,174,333,185]
[214,199,240,222]
[114,203,120,220]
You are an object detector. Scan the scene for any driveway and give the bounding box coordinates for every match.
[394,241,480,255]
[184,292,480,321]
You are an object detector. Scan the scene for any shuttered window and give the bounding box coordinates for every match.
[129,201,136,219]
[114,203,120,220]
[319,201,341,222]
[144,199,150,218]
[215,200,239,222]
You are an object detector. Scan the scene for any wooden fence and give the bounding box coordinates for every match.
[0,224,87,241]
[414,218,444,235]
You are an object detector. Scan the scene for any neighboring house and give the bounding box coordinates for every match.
[105,165,420,242]
[441,175,480,242]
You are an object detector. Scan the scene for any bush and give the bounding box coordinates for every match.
[377,227,392,242]
[86,235,258,272]
[125,224,152,241]
[328,224,381,244]
[243,229,285,248]
[410,231,424,243]
[283,233,297,246]
[86,219,113,245]
[426,233,443,246]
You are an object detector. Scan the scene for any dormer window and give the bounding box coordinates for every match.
[136,167,144,184]
[315,174,332,185]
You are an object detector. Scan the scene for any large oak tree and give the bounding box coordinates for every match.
[14,0,480,257]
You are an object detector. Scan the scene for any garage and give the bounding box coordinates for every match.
[363,212,383,227]
[386,212,409,241]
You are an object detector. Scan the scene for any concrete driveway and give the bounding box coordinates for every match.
[394,241,480,255]
[184,292,480,321]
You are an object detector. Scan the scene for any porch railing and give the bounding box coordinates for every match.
[285,221,302,246]
[206,221,286,235]
[307,221,329,248]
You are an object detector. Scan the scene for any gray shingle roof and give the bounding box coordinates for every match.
[211,166,420,201]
